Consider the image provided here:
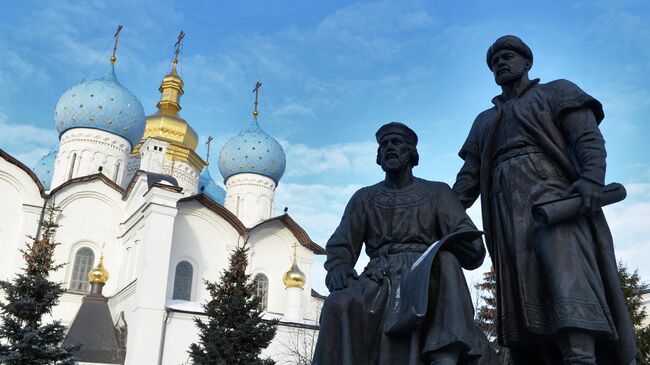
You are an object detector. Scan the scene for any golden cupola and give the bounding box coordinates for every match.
[88,255,110,285]
[283,254,306,289]
[131,32,204,172]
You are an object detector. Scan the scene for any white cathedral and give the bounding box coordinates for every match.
[0,39,326,364]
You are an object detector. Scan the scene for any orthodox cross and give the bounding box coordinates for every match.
[173,30,185,67]
[253,81,262,120]
[205,136,213,166]
[291,242,299,260]
[111,25,123,64]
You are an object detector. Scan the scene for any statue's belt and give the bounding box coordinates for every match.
[494,145,544,166]
[366,243,429,276]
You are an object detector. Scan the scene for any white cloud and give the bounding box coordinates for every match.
[280,140,377,178]
[0,111,58,167]
[604,183,650,280]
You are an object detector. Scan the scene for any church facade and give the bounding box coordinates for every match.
[0,45,325,364]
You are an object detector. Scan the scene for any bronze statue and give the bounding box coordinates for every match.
[313,122,496,365]
[453,35,636,364]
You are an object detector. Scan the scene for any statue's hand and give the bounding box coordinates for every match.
[365,267,385,284]
[568,178,603,216]
[326,267,358,291]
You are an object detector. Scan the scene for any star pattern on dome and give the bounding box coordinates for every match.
[198,167,226,204]
[218,119,286,184]
[33,149,58,190]
[54,65,145,148]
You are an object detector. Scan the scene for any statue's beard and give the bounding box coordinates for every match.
[495,67,526,86]
[380,155,410,173]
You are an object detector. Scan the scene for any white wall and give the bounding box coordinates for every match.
[0,156,44,280]
[168,200,242,303]
[248,221,315,318]
[52,180,125,297]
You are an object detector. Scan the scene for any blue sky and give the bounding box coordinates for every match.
[1,0,649,292]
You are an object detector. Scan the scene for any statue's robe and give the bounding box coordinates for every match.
[453,79,636,364]
[313,178,495,365]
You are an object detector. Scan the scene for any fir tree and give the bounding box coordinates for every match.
[189,243,278,365]
[474,266,498,348]
[474,266,510,364]
[0,204,77,364]
[617,261,650,364]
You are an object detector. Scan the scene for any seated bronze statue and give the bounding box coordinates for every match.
[312,122,496,365]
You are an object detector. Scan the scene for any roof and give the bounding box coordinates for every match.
[0,148,46,197]
[62,293,124,364]
[122,170,183,200]
[311,288,327,299]
[251,214,326,254]
[49,173,125,197]
[178,193,247,235]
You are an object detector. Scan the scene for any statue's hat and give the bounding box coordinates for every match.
[375,122,418,146]
[486,35,533,70]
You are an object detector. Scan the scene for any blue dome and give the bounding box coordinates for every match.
[33,149,58,190]
[54,64,145,148]
[218,119,286,184]
[198,167,226,204]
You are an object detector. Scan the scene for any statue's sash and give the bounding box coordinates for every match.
[384,230,484,335]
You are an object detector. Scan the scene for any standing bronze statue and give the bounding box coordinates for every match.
[313,122,496,365]
[453,35,636,364]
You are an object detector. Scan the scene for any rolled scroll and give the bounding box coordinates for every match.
[532,183,627,225]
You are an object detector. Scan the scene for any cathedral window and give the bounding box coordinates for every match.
[68,153,77,180]
[253,273,269,310]
[172,261,193,301]
[69,247,95,292]
[113,161,121,183]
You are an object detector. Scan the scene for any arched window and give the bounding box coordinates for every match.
[68,153,77,180]
[114,161,121,183]
[253,273,269,310]
[69,247,95,292]
[172,261,193,301]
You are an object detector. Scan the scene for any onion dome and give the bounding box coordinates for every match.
[282,256,306,288]
[54,64,145,148]
[218,119,286,184]
[198,167,226,204]
[33,149,58,190]
[88,255,109,285]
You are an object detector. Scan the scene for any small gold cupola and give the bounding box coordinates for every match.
[131,31,204,172]
[283,243,306,289]
[88,255,109,285]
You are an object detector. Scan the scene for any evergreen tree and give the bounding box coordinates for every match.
[617,261,650,364]
[189,243,277,365]
[0,204,77,364]
[474,266,498,348]
[474,266,510,364]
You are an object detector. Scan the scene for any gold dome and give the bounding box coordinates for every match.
[88,256,109,284]
[283,258,306,288]
[131,64,204,172]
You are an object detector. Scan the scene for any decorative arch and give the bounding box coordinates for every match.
[69,246,95,292]
[253,273,269,310]
[172,261,194,301]
[57,189,124,219]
